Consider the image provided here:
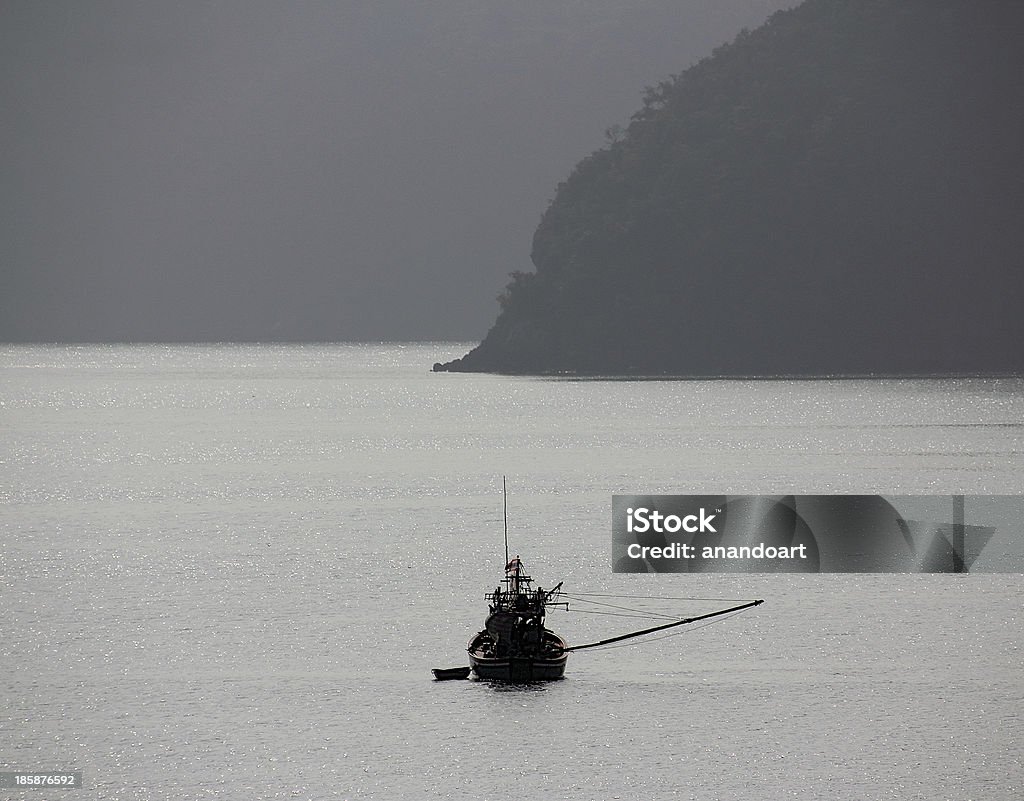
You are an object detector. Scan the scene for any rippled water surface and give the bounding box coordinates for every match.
[1,344,1021,799]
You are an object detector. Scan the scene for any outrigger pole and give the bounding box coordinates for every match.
[503,475,509,568]
[560,599,763,652]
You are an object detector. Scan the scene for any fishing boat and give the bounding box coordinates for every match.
[433,479,764,682]
[463,554,764,682]
[467,556,569,682]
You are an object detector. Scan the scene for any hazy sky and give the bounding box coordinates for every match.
[1,0,798,342]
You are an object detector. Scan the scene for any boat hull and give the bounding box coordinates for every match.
[467,630,568,682]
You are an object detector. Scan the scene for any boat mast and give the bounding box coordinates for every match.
[561,599,764,652]
[503,475,509,569]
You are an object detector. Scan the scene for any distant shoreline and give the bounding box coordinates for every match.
[433,364,1024,381]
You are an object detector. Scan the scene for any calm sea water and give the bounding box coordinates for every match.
[1,344,1021,800]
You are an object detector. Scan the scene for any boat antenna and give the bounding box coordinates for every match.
[503,475,509,568]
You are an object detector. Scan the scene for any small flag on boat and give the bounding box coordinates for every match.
[505,557,521,572]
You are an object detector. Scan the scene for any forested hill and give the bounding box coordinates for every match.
[437,0,1024,376]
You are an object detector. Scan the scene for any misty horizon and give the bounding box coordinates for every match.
[2,1,798,344]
